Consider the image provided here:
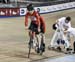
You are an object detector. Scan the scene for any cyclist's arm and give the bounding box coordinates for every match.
[25,13,29,27]
[35,12,40,29]
[40,16,46,33]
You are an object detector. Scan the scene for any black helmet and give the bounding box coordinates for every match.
[52,23,57,30]
[27,3,34,11]
[66,16,71,21]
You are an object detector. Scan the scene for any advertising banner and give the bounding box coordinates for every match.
[0,2,75,17]
[34,2,75,14]
[0,8,20,16]
[8,8,20,16]
[0,8,7,16]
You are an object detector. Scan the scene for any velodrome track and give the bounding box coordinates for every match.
[0,9,75,62]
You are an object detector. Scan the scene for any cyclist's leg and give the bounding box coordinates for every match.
[54,30,63,51]
[29,30,32,41]
[34,34,41,53]
[36,34,41,48]
[41,33,45,44]
[40,33,45,52]
[64,28,75,52]
[50,30,59,48]
[61,32,71,53]
[28,22,37,48]
[32,31,36,47]
[28,30,33,47]
[28,30,36,48]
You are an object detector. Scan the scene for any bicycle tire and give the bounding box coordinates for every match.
[39,46,43,55]
[39,38,44,55]
[28,40,33,58]
[28,45,31,58]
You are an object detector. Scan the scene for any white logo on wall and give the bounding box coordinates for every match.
[20,8,26,16]
[13,11,17,15]
[6,10,7,14]
[0,11,5,15]
[10,9,12,14]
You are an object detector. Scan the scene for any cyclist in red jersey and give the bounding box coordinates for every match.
[25,4,40,49]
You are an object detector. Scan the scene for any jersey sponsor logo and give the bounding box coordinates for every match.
[30,16,37,21]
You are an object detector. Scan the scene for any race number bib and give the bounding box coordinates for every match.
[30,16,37,21]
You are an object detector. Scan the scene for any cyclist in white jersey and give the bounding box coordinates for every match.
[49,16,72,52]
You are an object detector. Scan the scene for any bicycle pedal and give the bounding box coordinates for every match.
[36,48,40,53]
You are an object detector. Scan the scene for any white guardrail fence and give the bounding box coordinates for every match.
[20,2,75,16]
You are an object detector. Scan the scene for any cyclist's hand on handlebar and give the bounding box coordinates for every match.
[38,28,40,32]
